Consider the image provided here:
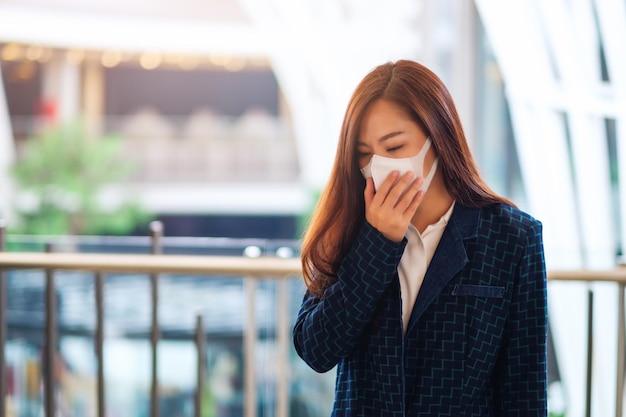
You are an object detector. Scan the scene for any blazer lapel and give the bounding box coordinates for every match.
[406,204,480,332]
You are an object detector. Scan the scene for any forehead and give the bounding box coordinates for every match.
[357,99,417,144]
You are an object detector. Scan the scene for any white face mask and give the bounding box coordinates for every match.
[360,137,439,192]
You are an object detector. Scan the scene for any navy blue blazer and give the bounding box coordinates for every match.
[293,203,547,416]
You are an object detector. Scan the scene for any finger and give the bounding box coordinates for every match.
[385,171,415,207]
[374,170,400,205]
[404,188,425,218]
[363,177,375,206]
[396,177,424,212]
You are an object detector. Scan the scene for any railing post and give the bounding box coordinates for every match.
[44,242,56,417]
[617,282,625,417]
[149,221,162,417]
[244,277,257,417]
[95,272,105,417]
[194,315,205,417]
[586,289,593,417]
[276,278,289,417]
[0,220,6,417]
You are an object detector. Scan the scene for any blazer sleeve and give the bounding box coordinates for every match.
[494,219,548,416]
[292,221,406,373]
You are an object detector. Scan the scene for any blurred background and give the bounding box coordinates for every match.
[0,0,624,416]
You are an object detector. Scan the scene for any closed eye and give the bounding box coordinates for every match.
[387,145,403,152]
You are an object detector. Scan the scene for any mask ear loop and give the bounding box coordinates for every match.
[417,137,433,158]
[421,158,438,190]
[417,138,438,191]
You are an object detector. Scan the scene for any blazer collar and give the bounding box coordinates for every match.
[406,203,480,332]
[449,203,481,240]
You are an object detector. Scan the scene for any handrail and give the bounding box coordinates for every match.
[548,268,626,283]
[2,251,626,417]
[0,251,302,417]
[1,252,624,280]
[0,252,302,277]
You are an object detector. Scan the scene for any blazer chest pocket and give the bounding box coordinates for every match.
[451,284,505,298]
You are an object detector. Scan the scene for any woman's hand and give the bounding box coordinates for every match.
[364,171,424,242]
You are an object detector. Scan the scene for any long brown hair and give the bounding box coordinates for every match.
[301,60,513,298]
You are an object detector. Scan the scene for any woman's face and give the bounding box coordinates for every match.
[356,99,432,169]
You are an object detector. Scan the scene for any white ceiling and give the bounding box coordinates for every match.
[0,0,248,22]
[0,2,264,56]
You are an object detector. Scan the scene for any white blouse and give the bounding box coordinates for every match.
[398,202,455,332]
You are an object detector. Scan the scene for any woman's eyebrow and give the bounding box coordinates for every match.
[378,131,404,143]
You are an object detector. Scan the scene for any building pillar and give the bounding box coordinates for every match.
[41,52,81,126]
[0,63,15,224]
[418,0,477,146]
[82,58,105,138]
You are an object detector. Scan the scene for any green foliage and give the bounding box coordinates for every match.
[201,384,216,417]
[10,122,153,235]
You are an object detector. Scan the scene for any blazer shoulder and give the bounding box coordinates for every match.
[481,203,542,237]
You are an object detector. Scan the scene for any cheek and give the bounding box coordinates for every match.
[355,154,372,169]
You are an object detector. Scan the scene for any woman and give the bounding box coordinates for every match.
[293,60,547,416]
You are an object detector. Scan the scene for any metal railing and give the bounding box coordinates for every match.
[1,224,626,417]
[548,269,626,417]
[0,223,302,417]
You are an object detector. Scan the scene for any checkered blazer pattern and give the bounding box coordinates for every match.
[293,203,548,416]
